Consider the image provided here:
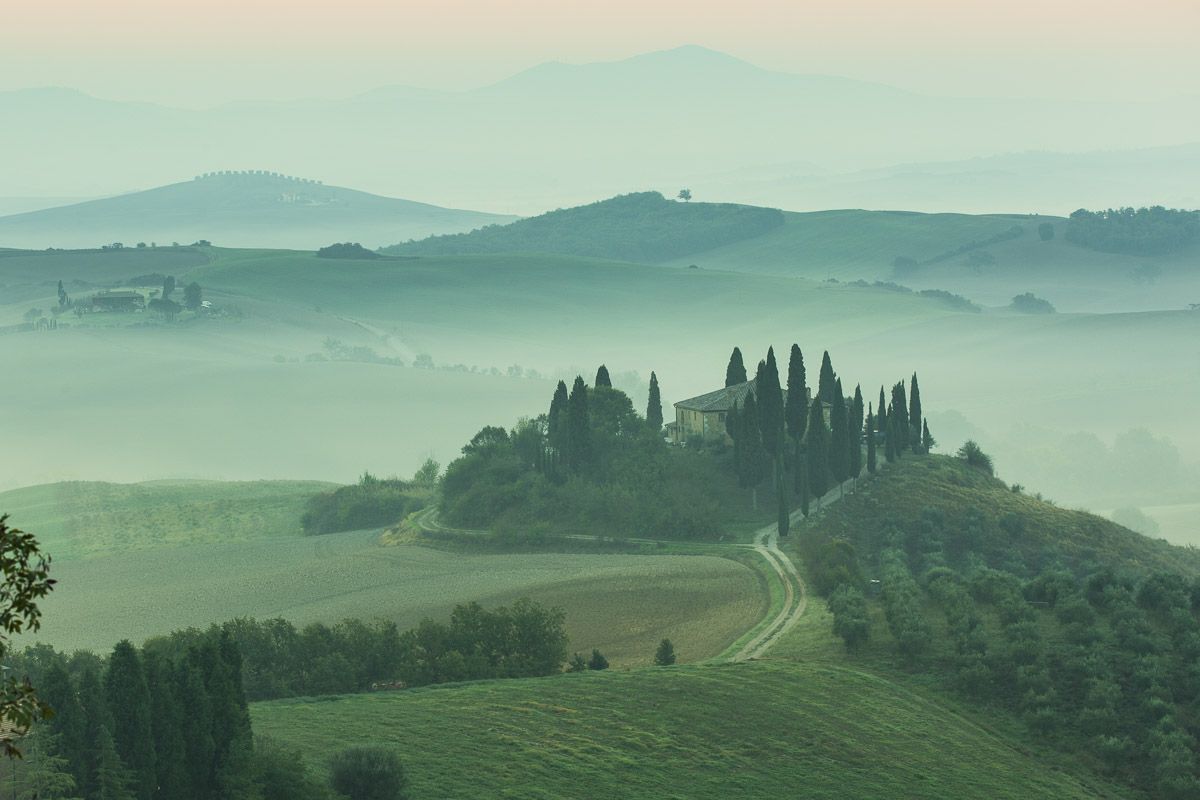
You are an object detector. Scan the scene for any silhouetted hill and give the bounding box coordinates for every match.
[383,192,784,262]
[0,172,515,249]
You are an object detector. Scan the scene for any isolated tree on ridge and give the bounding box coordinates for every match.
[654,639,676,666]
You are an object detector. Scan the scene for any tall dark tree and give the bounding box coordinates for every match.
[176,659,215,797]
[909,372,922,439]
[57,279,69,308]
[646,372,663,432]
[866,406,877,474]
[817,351,837,404]
[546,380,569,477]
[785,344,808,496]
[736,394,767,507]
[725,347,747,387]
[40,663,87,790]
[212,631,255,798]
[594,365,612,388]
[922,418,936,453]
[829,380,849,484]
[77,664,109,800]
[850,385,864,477]
[144,652,187,800]
[785,344,808,444]
[891,382,910,452]
[877,386,887,437]
[806,398,831,497]
[755,351,784,459]
[94,725,135,800]
[565,376,592,474]
[104,641,155,800]
[161,275,176,300]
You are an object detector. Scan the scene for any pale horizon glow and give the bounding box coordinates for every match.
[2,0,1198,106]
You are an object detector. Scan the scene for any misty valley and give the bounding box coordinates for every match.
[1,29,1199,800]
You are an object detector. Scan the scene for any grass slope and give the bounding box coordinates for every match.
[0,479,331,561]
[30,526,761,663]
[252,660,1128,799]
[383,191,783,262]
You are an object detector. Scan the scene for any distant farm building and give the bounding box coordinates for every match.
[672,379,832,445]
[91,290,145,312]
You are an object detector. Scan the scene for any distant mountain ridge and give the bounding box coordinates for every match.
[2,45,1196,212]
[0,172,516,250]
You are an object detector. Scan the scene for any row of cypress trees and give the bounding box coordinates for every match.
[31,633,253,800]
[724,346,934,534]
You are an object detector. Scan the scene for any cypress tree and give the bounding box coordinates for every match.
[817,351,837,404]
[785,344,808,444]
[547,380,569,466]
[829,379,849,484]
[176,658,215,797]
[594,364,612,388]
[755,350,784,459]
[94,725,135,800]
[737,394,767,508]
[41,663,88,792]
[850,384,865,477]
[884,405,897,462]
[103,640,155,800]
[806,398,831,497]
[922,418,936,453]
[785,344,808,496]
[213,631,255,798]
[144,652,187,800]
[877,386,887,436]
[866,406,877,474]
[798,447,810,516]
[566,376,592,473]
[725,347,747,387]
[646,371,663,432]
[891,382,910,452]
[778,479,790,537]
[78,663,109,800]
[909,372,922,438]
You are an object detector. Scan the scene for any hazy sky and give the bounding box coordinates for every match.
[3,0,1197,105]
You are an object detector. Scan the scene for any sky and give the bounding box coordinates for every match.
[3,0,1198,106]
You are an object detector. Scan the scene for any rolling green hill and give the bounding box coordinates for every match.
[251,660,1129,799]
[0,172,515,251]
[0,479,331,561]
[382,191,784,262]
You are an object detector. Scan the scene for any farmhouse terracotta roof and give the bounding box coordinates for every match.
[675,379,792,412]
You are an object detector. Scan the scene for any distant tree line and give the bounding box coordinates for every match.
[382,191,785,263]
[316,242,380,260]
[1066,206,1199,256]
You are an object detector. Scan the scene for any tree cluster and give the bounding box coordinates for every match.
[1065,206,1199,256]
[301,471,431,535]
[316,243,381,260]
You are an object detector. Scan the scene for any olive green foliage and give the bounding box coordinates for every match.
[329,746,408,800]
[827,585,870,651]
[301,472,430,535]
[1066,206,1199,256]
[800,456,1200,797]
[956,440,994,475]
[442,383,735,540]
[383,192,785,263]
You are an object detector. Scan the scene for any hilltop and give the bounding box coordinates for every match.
[0,171,515,250]
[382,191,784,262]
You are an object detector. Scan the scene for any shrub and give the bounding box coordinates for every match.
[317,242,380,260]
[329,746,408,800]
[654,638,677,666]
[301,473,428,535]
[1010,293,1056,314]
[956,441,994,475]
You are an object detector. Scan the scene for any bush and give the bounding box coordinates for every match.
[588,649,609,670]
[301,473,428,534]
[956,441,994,475]
[654,638,676,666]
[1010,293,1056,314]
[317,242,380,260]
[329,746,408,800]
